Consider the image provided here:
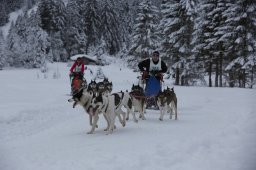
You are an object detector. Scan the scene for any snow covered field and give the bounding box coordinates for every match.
[0,60,255,170]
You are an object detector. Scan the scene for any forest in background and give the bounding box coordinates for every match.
[0,0,255,88]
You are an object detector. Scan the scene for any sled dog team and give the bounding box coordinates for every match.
[68,78,178,135]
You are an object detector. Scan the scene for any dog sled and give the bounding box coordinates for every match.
[133,74,162,110]
[70,72,87,95]
[144,76,162,109]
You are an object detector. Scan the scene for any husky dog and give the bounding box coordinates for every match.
[105,81,113,94]
[96,82,106,94]
[71,80,96,109]
[87,80,97,94]
[90,93,124,134]
[102,77,110,85]
[96,80,113,96]
[156,87,178,121]
[129,84,146,120]
[116,91,137,123]
[68,89,96,128]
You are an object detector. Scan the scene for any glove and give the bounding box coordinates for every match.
[156,72,163,81]
[142,71,149,80]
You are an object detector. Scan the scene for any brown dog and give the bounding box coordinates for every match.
[156,87,178,121]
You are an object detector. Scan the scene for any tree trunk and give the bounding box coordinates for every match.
[219,54,223,87]
[209,61,212,87]
[239,71,242,87]
[229,70,234,87]
[250,67,254,88]
[243,69,246,88]
[175,67,180,85]
[215,58,219,87]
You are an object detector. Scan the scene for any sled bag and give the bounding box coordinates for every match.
[145,76,161,97]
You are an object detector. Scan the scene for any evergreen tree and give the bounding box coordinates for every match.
[0,0,8,26]
[38,0,66,61]
[224,0,256,88]
[5,16,26,67]
[192,0,217,87]
[0,31,5,68]
[63,0,87,57]
[26,10,51,68]
[38,0,66,33]
[160,0,193,85]
[23,0,34,10]
[100,0,122,55]
[129,0,159,59]
[82,0,101,54]
[65,0,81,29]
[6,11,51,68]
[51,31,67,62]
[62,26,87,57]
[114,1,136,50]
[209,0,230,87]
[2,0,23,18]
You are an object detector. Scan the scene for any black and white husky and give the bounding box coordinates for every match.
[68,89,95,129]
[115,91,138,123]
[156,87,178,121]
[90,92,125,134]
[68,89,118,134]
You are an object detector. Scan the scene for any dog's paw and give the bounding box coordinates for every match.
[121,122,126,127]
[134,119,138,123]
[159,118,163,121]
[87,131,93,134]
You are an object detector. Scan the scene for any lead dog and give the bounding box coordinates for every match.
[68,89,116,134]
[156,87,178,121]
[68,89,96,129]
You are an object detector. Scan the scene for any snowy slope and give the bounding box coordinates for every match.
[0,60,256,170]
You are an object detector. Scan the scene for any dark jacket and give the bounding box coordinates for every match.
[138,58,167,74]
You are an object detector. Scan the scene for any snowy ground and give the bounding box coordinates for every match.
[0,60,256,170]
